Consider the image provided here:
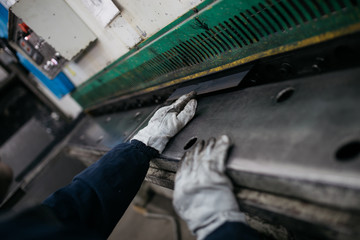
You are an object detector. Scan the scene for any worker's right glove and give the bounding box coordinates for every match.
[173,135,246,240]
[132,92,197,153]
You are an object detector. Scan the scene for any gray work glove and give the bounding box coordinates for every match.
[132,92,197,153]
[173,135,246,240]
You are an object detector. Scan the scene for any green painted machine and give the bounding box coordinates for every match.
[2,1,360,239]
[71,0,360,110]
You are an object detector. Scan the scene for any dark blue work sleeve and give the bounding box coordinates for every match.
[205,222,260,240]
[0,205,101,240]
[42,140,158,238]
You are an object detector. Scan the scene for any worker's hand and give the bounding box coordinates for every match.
[173,135,246,240]
[132,92,197,153]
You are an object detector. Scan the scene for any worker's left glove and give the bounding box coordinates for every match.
[173,135,246,240]
[132,92,197,153]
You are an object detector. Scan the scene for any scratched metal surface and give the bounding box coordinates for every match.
[68,105,157,149]
[61,67,360,240]
[67,67,360,210]
[160,67,360,210]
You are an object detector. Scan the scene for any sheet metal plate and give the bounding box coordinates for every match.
[69,105,157,149]
[0,118,54,178]
[161,68,360,209]
[12,151,86,210]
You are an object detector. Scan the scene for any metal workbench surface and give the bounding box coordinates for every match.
[64,67,360,239]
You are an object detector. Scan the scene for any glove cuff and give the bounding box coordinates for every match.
[131,130,169,153]
[195,211,247,240]
[130,139,159,158]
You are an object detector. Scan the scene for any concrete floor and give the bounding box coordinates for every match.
[109,193,195,240]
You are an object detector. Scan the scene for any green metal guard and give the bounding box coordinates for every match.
[72,0,360,109]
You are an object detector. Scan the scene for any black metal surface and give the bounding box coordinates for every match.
[67,67,360,212]
[57,66,360,239]
[0,75,75,183]
[0,46,83,209]
[69,105,157,149]
[160,67,360,210]
[11,150,86,210]
[0,82,39,146]
[0,118,54,178]
[167,70,249,101]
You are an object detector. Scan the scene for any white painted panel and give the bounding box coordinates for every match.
[11,0,97,60]
[116,0,203,38]
[108,16,142,48]
[0,0,16,9]
[64,0,202,85]
[65,0,140,85]
[63,61,90,87]
[82,0,120,27]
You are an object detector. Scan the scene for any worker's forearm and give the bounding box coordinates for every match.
[205,222,260,240]
[42,140,158,238]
